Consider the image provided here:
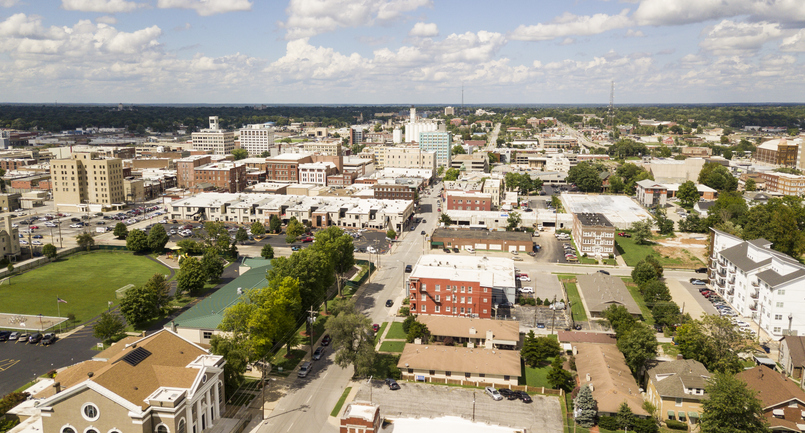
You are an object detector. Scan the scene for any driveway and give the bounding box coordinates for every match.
[667,278,719,319]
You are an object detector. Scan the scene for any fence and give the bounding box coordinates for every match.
[400,373,563,396]
[0,245,132,279]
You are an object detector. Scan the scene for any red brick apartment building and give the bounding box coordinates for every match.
[265,154,312,182]
[408,255,517,319]
[193,162,246,193]
[176,155,211,188]
[445,191,492,211]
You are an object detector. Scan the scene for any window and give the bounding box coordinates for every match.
[421,305,426,312]
[774,327,782,333]
[435,305,440,313]
[62,428,76,433]
[435,295,440,302]
[484,288,488,293]
[775,314,783,320]
[82,403,99,421]
[461,297,465,303]
[445,371,451,377]
[156,426,169,433]
[468,297,472,304]
[86,430,98,433]
[435,284,440,292]
[203,331,213,339]
[483,309,487,314]
[446,306,451,312]
[429,370,435,375]
[421,294,426,301]
[776,302,784,308]
[676,398,683,407]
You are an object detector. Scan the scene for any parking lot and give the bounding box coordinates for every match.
[354,381,562,432]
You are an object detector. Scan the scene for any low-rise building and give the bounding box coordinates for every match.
[445,191,493,212]
[681,147,713,157]
[265,153,313,182]
[0,193,21,212]
[416,315,519,349]
[193,162,247,193]
[451,153,489,172]
[756,138,799,167]
[644,359,710,424]
[373,183,415,201]
[299,162,337,186]
[573,342,648,418]
[738,366,805,432]
[176,155,212,188]
[779,335,805,380]
[397,343,520,386]
[385,146,437,171]
[340,402,380,433]
[635,179,668,208]
[571,213,615,257]
[576,273,642,318]
[430,228,532,253]
[758,172,805,196]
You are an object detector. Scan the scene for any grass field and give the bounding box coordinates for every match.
[616,235,703,268]
[385,322,407,340]
[0,252,167,324]
[520,357,555,388]
[557,275,588,322]
[621,277,654,325]
[269,348,307,376]
[379,341,406,353]
[331,387,352,417]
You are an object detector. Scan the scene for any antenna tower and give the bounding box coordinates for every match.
[461,84,464,111]
[607,80,615,131]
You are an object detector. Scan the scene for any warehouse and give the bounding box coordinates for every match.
[430,228,533,252]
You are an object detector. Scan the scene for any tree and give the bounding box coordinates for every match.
[92,312,125,343]
[126,229,148,253]
[675,315,752,373]
[209,335,249,389]
[147,224,169,252]
[119,284,161,327]
[386,229,397,239]
[75,232,94,251]
[324,301,376,377]
[604,304,637,338]
[42,243,57,260]
[574,385,598,427]
[655,208,675,236]
[521,330,541,367]
[506,211,521,231]
[177,256,206,295]
[567,162,604,192]
[678,180,699,207]
[311,226,354,298]
[616,401,635,431]
[235,227,248,244]
[745,178,756,191]
[639,279,671,306]
[451,144,466,155]
[285,218,304,243]
[251,221,266,237]
[632,261,661,286]
[651,301,682,329]
[547,356,573,391]
[679,214,707,233]
[742,198,805,258]
[616,323,658,374]
[176,239,205,255]
[201,248,224,282]
[406,321,431,343]
[269,248,334,312]
[698,162,738,191]
[269,215,281,233]
[700,372,767,433]
[631,218,653,245]
[440,213,453,226]
[113,222,128,239]
[231,148,248,160]
[444,167,460,181]
[261,244,274,259]
[535,336,562,363]
[143,273,171,309]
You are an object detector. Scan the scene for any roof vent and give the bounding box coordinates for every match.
[87,372,94,378]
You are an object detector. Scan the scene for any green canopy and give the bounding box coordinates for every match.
[688,412,699,419]
[667,410,675,418]
[678,411,687,420]
[430,241,444,246]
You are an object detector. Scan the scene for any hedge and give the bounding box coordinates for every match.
[665,419,688,430]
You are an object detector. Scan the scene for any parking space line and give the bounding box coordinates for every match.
[0,359,20,371]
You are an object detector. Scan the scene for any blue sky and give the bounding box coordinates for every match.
[2,0,805,104]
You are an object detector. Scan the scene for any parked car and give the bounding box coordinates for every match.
[297,362,312,378]
[691,280,706,285]
[516,391,533,403]
[385,378,400,390]
[597,270,610,275]
[519,276,531,282]
[443,248,451,253]
[695,267,708,273]
[405,264,412,273]
[301,237,314,243]
[312,347,324,361]
[618,232,632,237]
[42,333,57,345]
[385,299,394,307]
[28,333,43,344]
[536,322,545,329]
[420,230,426,235]
[0,331,9,341]
[372,324,380,333]
[8,331,19,341]
[498,388,518,400]
[519,287,534,294]
[291,246,300,251]
[485,386,502,401]
[17,332,29,342]
[321,334,331,346]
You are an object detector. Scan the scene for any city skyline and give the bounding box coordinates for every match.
[2,0,805,104]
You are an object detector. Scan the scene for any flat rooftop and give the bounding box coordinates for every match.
[410,254,516,287]
[431,228,531,242]
[397,344,521,377]
[562,194,651,229]
[575,213,613,228]
[390,416,521,433]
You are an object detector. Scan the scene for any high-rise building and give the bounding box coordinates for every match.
[404,106,441,142]
[384,146,437,171]
[239,123,274,156]
[349,127,364,146]
[51,152,125,209]
[419,131,452,167]
[191,116,235,155]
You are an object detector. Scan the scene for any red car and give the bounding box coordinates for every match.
[618,232,631,237]
[29,225,39,229]
[301,237,314,243]
[371,324,380,333]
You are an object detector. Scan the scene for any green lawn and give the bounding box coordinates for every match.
[0,252,168,325]
[385,322,407,340]
[660,342,681,358]
[621,277,654,325]
[520,358,554,388]
[374,322,388,345]
[269,348,307,376]
[330,387,352,417]
[559,277,588,321]
[578,257,597,265]
[616,235,703,269]
[379,341,406,353]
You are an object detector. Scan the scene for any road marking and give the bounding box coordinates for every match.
[0,359,20,371]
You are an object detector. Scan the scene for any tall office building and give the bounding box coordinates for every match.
[239,123,274,156]
[51,152,125,210]
[419,131,452,167]
[191,116,235,155]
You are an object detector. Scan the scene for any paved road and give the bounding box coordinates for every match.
[486,123,501,151]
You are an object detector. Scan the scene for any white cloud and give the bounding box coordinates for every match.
[510,10,631,41]
[634,0,805,27]
[282,0,432,39]
[409,22,438,37]
[0,0,19,7]
[96,16,117,24]
[265,38,368,81]
[699,20,782,55]
[157,0,252,16]
[61,0,144,13]
[780,29,805,52]
[625,29,644,37]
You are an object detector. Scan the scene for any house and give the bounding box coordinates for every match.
[397,343,521,386]
[693,201,715,217]
[340,402,380,433]
[416,315,520,349]
[644,359,710,424]
[738,365,805,432]
[576,273,642,318]
[573,343,648,417]
[780,336,805,380]
[10,330,226,433]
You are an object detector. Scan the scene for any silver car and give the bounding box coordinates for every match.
[485,386,502,401]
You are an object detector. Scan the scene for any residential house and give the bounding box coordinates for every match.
[416,315,520,349]
[397,343,521,386]
[644,359,710,424]
[780,336,805,380]
[573,343,648,418]
[738,365,805,432]
[576,273,642,318]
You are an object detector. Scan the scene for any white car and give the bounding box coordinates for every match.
[69,223,83,228]
[519,276,531,282]
[20,240,28,245]
[366,246,376,254]
[32,240,42,245]
[519,287,534,294]
[159,219,168,224]
[485,387,502,401]
[45,222,57,227]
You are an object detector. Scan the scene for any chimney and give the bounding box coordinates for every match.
[53,382,61,393]
[677,354,684,360]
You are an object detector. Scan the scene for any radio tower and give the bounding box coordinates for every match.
[607,80,615,132]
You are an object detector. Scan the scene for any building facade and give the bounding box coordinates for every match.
[384,146,437,171]
[373,184,415,201]
[445,191,492,212]
[571,213,615,257]
[51,152,125,210]
[756,138,798,167]
[176,155,212,189]
[193,162,247,193]
[644,359,710,423]
[758,172,805,196]
[451,154,489,172]
[298,162,337,186]
[265,154,313,182]
[430,228,532,253]
[238,123,274,156]
[191,116,235,155]
[418,131,452,167]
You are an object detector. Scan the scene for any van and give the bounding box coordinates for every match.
[96,227,107,233]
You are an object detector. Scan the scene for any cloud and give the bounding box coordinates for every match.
[625,29,644,37]
[510,10,631,41]
[780,29,805,52]
[282,0,432,39]
[96,16,117,24]
[634,0,805,27]
[0,0,19,6]
[409,22,438,37]
[173,22,191,31]
[61,0,144,13]
[699,20,782,55]
[157,0,252,16]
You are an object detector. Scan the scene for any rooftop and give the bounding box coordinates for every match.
[576,273,642,316]
[574,342,648,415]
[410,254,516,288]
[562,194,651,229]
[416,316,519,343]
[431,228,532,243]
[646,359,710,400]
[575,213,613,228]
[266,152,313,161]
[397,344,521,377]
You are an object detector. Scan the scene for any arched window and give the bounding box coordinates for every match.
[177,419,186,433]
[85,429,98,433]
[156,424,169,433]
[61,427,76,433]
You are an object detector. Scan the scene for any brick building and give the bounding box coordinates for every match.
[373,183,415,200]
[339,402,380,433]
[0,158,36,171]
[571,213,615,257]
[176,155,212,188]
[193,162,247,193]
[430,228,532,253]
[758,172,805,196]
[408,255,517,319]
[265,153,313,182]
[756,138,798,167]
[445,191,492,211]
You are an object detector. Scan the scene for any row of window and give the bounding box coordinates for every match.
[423,294,484,304]
[422,305,475,314]
[433,284,473,293]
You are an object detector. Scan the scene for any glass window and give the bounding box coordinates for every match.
[156,425,169,433]
[62,428,76,433]
[82,404,99,421]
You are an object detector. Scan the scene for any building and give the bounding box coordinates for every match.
[644,359,710,424]
[405,107,441,143]
[384,146,437,171]
[348,127,364,147]
[561,194,652,230]
[445,191,493,212]
[635,179,668,208]
[19,330,226,433]
[397,343,520,386]
[758,172,805,196]
[238,123,274,156]
[408,255,517,319]
[419,131,452,167]
[665,183,718,200]
[708,228,805,339]
[51,152,125,211]
[340,402,380,433]
[303,140,342,156]
[779,336,805,380]
[0,193,21,212]
[265,153,313,182]
[573,342,648,417]
[298,162,337,186]
[444,106,455,116]
[644,158,707,183]
[193,162,247,193]
[373,183,415,201]
[681,147,713,157]
[191,116,235,155]
[430,228,532,253]
[451,153,489,172]
[0,214,20,259]
[756,138,799,167]
[738,366,805,432]
[416,315,519,349]
[176,155,212,188]
[576,273,642,318]
[571,213,615,257]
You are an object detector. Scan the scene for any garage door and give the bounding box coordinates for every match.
[519,245,526,251]
[475,243,486,250]
[508,245,517,252]
[489,244,502,251]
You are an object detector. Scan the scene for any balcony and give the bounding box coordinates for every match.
[728,278,735,285]
[718,259,727,267]
[749,302,758,311]
[750,291,759,299]
[729,267,736,274]
[709,261,717,270]
[717,270,727,278]
[716,279,725,288]
[710,271,716,279]
[752,280,759,287]
[727,289,734,296]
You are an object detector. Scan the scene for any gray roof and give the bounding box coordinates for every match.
[757,268,805,288]
[431,228,532,242]
[695,201,715,211]
[783,336,805,369]
[647,359,711,400]
[719,243,770,272]
[713,229,805,288]
[575,213,613,228]
[576,273,641,316]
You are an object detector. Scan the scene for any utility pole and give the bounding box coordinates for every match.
[550,295,557,334]
[307,306,317,358]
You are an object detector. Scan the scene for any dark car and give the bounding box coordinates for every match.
[443,248,451,253]
[452,247,459,253]
[420,230,426,235]
[28,333,43,344]
[517,391,533,403]
[312,347,324,361]
[695,267,708,273]
[42,333,57,346]
[405,264,412,273]
[537,322,545,329]
[597,270,610,275]
[385,378,400,390]
[498,388,518,400]
[385,299,394,307]
[32,234,43,239]
[321,334,331,346]
[0,331,9,341]
[71,217,81,222]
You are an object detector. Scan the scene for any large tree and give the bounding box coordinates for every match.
[444,167,460,181]
[201,248,224,283]
[406,321,431,343]
[285,218,304,243]
[547,356,573,391]
[616,322,658,374]
[231,148,248,160]
[269,215,282,234]
[742,198,805,258]
[506,211,521,231]
[260,244,274,259]
[521,330,541,368]
[312,226,354,297]
[209,335,250,389]
[126,229,148,253]
[235,227,249,244]
[698,162,738,191]
[250,221,266,237]
[42,243,57,260]
[574,385,598,427]
[324,300,376,377]
[630,219,653,245]
[147,224,169,252]
[268,248,334,312]
[674,315,752,373]
[75,232,94,251]
[119,284,161,327]
[700,372,767,433]
[113,222,128,239]
[177,256,206,295]
[93,312,125,343]
[632,261,661,286]
[677,180,699,207]
[567,162,604,192]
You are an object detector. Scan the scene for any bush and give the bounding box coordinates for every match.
[597,416,619,431]
[665,419,688,430]
[399,306,410,316]
[632,418,659,433]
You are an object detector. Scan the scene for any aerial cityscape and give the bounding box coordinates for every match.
[3,2,805,433]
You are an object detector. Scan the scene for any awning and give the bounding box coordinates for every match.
[688,412,699,419]
[431,241,444,246]
[667,410,675,418]
[678,411,687,420]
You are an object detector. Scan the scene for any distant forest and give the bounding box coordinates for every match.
[1,104,804,134]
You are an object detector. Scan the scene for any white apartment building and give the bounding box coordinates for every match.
[419,131,452,167]
[239,123,274,156]
[298,162,336,186]
[385,146,437,171]
[191,116,235,155]
[709,229,805,339]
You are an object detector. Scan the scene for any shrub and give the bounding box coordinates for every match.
[632,418,659,433]
[597,416,619,430]
[399,306,410,316]
[535,297,542,305]
[665,419,688,430]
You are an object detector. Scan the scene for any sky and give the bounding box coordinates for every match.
[2,0,805,104]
